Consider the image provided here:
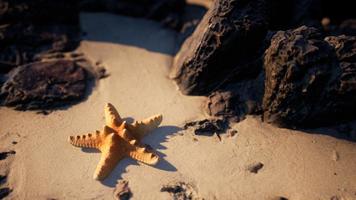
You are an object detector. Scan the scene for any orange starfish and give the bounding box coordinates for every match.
[68,103,163,180]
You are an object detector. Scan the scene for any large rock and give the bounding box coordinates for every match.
[0,59,90,110]
[263,26,356,127]
[0,23,80,73]
[0,0,80,73]
[0,0,79,25]
[170,0,268,95]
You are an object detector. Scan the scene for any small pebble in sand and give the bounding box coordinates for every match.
[227,129,238,137]
[332,150,340,161]
[161,182,202,200]
[248,162,264,174]
[113,180,132,200]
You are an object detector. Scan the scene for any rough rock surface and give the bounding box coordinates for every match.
[0,23,80,73]
[263,26,356,127]
[170,0,268,95]
[161,182,202,200]
[0,59,89,110]
[205,73,264,122]
[113,180,132,200]
[184,118,228,136]
[0,0,80,73]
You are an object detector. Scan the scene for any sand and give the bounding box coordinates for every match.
[1,12,356,200]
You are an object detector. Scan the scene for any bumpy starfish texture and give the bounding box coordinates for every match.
[68,103,163,180]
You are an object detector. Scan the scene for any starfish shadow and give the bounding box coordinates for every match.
[100,125,182,187]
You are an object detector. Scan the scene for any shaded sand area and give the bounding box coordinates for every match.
[1,13,356,200]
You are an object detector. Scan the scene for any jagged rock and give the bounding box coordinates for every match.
[0,59,90,110]
[263,26,356,127]
[205,73,264,122]
[0,0,79,25]
[170,0,268,95]
[0,23,80,73]
[161,182,202,200]
[79,0,185,30]
[184,118,228,136]
[0,0,81,73]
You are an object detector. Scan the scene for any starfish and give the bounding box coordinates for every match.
[68,103,163,180]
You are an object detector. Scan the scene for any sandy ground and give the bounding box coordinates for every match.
[1,13,356,200]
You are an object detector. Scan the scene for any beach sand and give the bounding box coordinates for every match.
[1,12,356,200]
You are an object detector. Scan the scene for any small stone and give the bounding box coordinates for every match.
[332,150,340,161]
[113,180,132,200]
[248,162,264,174]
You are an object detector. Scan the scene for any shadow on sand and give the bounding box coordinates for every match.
[80,4,207,56]
[80,125,182,187]
[300,120,356,142]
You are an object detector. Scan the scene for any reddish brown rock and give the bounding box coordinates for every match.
[0,59,90,110]
[263,26,356,127]
[170,0,268,95]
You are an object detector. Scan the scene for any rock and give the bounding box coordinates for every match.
[184,118,228,136]
[205,73,264,122]
[161,182,202,200]
[0,0,81,74]
[0,59,90,110]
[263,26,356,127]
[0,23,80,73]
[79,0,186,30]
[170,0,268,95]
[0,0,79,25]
[113,180,132,200]
[247,162,264,174]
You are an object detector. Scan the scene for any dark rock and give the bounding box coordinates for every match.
[79,0,185,30]
[263,26,356,127]
[205,91,241,122]
[184,118,228,136]
[0,0,79,25]
[161,182,201,200]
[248,162,264,173]
[0,0,81,73]
[170,0,268,95]
[0,59,90,110]
[205,73,264,122]
[0,187,11,199]
[325,35,356,62]
[113,180,132,200]
[0,23,80,73]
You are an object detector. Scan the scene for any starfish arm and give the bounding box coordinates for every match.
[128,145,159,165]
[104,103,123,128]
[68,126,114,149]
[68,131,103,149]
[93,133,130,180]
[128,114,163,140]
